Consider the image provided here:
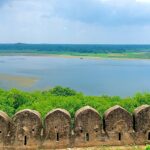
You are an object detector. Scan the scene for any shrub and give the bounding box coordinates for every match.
[49,86,77,96]
[0,87,150,118]
[146,145,150,150]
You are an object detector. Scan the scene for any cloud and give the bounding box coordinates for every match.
[0,0,150,43]
[1,0,150,26]
[48,0,150,26]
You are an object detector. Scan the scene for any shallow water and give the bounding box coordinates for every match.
[0,56,150,97]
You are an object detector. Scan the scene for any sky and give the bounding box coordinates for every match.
[0,0,150,44]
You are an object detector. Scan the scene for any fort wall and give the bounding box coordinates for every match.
[0,105,150,149]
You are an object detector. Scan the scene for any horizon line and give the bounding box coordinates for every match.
[0,43,150,45]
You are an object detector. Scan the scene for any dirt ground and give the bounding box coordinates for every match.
[60,146,146,150]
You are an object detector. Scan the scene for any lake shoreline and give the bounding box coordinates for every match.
[0,53,150,61]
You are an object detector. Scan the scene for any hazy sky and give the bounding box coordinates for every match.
[0,0,150,44]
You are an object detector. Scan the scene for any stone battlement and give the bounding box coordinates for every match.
[0,105,150,149]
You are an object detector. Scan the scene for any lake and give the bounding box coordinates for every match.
[0,56,150,97]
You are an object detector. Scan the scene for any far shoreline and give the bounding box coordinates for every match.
[0,53,150,61]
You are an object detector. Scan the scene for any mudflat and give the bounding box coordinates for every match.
[0,73,38,87]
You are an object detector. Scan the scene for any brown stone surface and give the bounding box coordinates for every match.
[0,111,12,147]
[104,105,134,145]
[133,105,150,144]
[74,106,103,147]
[43,108,71,149]
[12,109,42,148]
[0,105,150,149]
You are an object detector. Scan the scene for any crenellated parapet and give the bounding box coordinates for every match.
[0,111,12,146]
[43,109,71,149]
[133,105,150,145]
[12,109,43,147]
[104,105,134,145]
[0,105,150,149]
[74,106,102,147]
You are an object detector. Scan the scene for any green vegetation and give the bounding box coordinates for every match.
[0,86,150,119]
[50,86,77,96]
[83,52,150,59]
[1,44,150,59]
[146,145,150,150]
[58,52,150,59]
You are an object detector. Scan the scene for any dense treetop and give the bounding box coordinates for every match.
[0,44,150,54]
[0,86,149,119]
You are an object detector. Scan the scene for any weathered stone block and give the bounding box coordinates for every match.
[0,111,12,147]
[12,109,42,148]
[74,106,103,147]
[133,105,150,144]
[43,108,71,149]
[104,105,134,145]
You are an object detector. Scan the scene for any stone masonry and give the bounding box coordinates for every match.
[0,105,150,149]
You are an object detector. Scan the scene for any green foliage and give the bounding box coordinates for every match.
[145,145,150,150]
[49,86,77,96]
[0,86,150,119]
[1,44,150,59]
